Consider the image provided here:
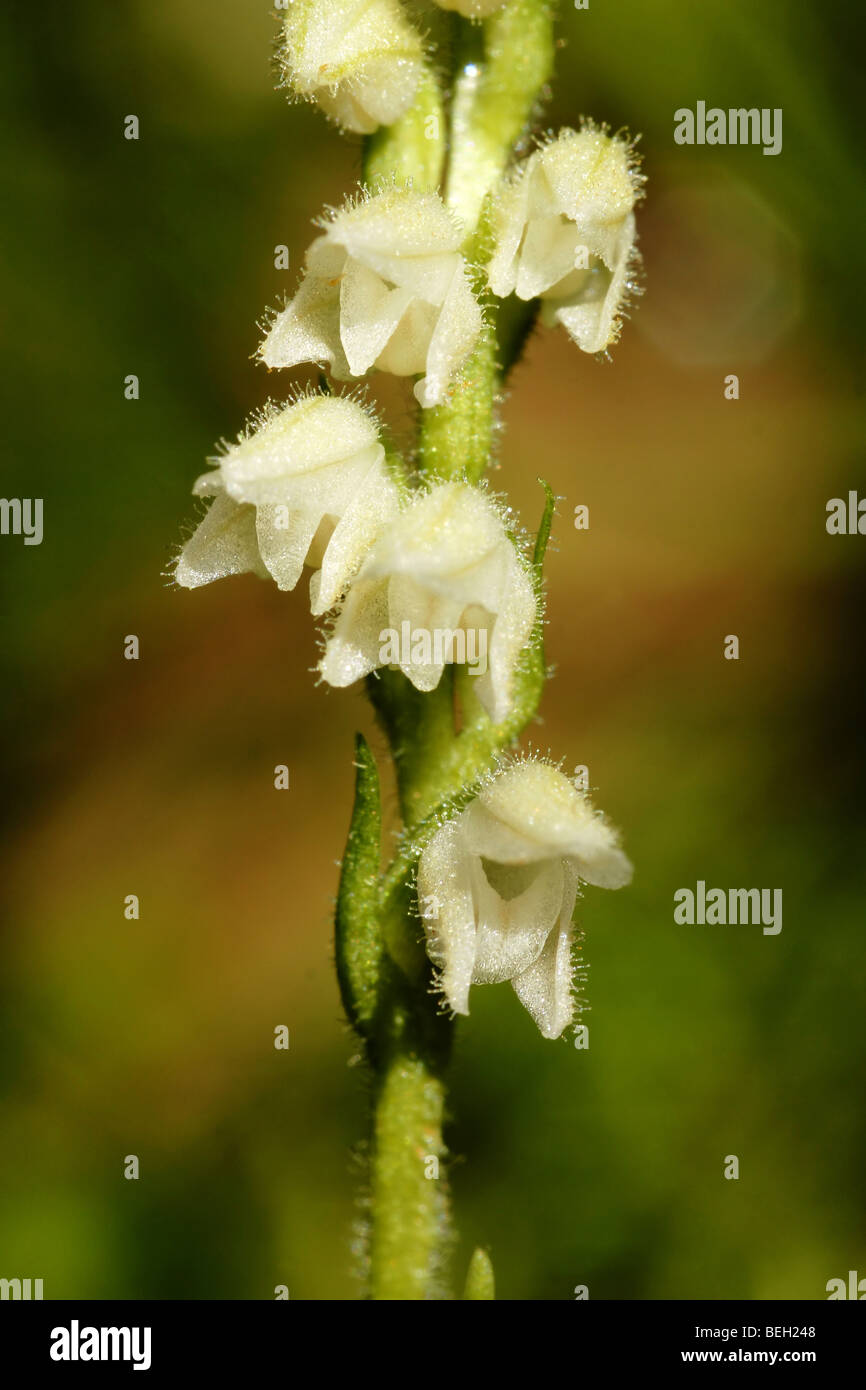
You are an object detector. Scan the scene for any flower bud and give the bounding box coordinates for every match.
[417,760,632,1038]
[487,126,641,354]
[319,481,536,722]
[259,187,483,408]
[174,393,400,614]
[280,0,424,134]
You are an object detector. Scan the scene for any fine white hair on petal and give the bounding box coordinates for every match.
[417,820,477,1017]
[280,0,424,135]
[259,187,483,408]
[463,760,634,887]
[417,761,632,1039]
[174,490,269,590]
[174,393,400,613]
[318,481,536,721]
[487,125,642,355]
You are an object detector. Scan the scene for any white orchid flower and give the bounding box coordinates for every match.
[487,126,641,354]
[279,0,424,135]
[417,761,633,1039]
[259,187,483,408]
[174,393,401,615]
[319,481,536,722]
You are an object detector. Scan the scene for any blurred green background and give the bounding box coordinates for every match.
[1,0,864,1299]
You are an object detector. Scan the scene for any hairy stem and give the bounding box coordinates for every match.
[445,0,554,233]
[368,974,452,1299]
[355,5,555,1301]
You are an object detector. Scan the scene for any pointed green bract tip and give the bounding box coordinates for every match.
[463,1246,495,1300]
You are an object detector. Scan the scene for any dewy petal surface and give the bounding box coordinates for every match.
[471,856,564,984]
[511,914,575,1040]
[487,126,640,354]
[281,0,424,134]
[175,493,270,589]
[175,394,398,610]
[417,821,478,1017]
[259,188,481,406]
[319,482,535,716]
[464,761,633,887]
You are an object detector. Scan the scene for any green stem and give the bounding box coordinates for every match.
[363,69,446,190]
[421,0,554,483]
[356,6,555,1302]
[368,977,452,1299]
[445,0,554,234]
[369,1053,447,1299]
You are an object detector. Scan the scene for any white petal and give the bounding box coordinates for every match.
[487,171,532,299]
[323,484,535,707]
[175,494,268,589]
[488,128,639,355]
[511,917,575,1039]
[471,559,536,725]
[417,821,478,1016]
[310,463,401,614]
[464,762,633,887]
[415,260,483,408]
[254,505,320,592]
[363,483,506,595]
[375,296,439,378]
[387,574,468,691]
[258,272,348,377]
[514,215,583,301]
[339,259,415,376]
[219,397,381,505]
[328,190,464,300]
[471,856,565,984]
[281,0,423,134]
[319,573,391,687]
[542,127,636,232]
[547,212,636,354]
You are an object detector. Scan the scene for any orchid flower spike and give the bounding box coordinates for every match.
[487,126,642,355]
[319,481,536,722]
[279,0,424,134]
[417,760,633,1038]
[259,187,483,408]
[174,392,400,615]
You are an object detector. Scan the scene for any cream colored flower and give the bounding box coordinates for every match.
[417,761,632,1038]
[487,126,640,354]
[319,482,536,722]
[259,188,483,408]
[175,393,400,614]
[279,0,424,134]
